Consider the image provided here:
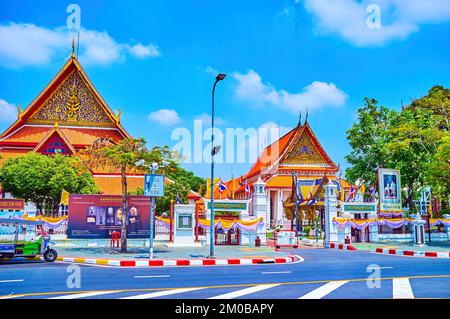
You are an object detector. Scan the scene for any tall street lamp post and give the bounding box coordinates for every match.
[209,73,226,258]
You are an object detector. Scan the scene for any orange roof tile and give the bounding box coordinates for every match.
[0,126,52,144]
[0,125,125,149]
[244,122,338,181]
[94,175,144,195]
[59,127,124,146]
[245,128,296,179]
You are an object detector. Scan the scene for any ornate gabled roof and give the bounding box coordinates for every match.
[34,124,77,155]
[0,55,130,139]
[244,120,338,181]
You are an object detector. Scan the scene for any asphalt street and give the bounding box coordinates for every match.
[1,248,450,299]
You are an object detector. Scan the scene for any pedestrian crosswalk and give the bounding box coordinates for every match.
[392,278,414,299]
[5,277,449,299]
[298,281,348,299]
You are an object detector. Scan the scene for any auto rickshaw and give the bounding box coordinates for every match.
[0,218,58,262]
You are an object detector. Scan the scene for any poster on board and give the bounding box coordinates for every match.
[377,168,402,212]
[67,195,151,238]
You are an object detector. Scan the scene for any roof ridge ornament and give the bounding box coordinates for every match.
[17,104,23,119]
[297,110,302,127]
[71,37,75,59]
[304,108,309,125]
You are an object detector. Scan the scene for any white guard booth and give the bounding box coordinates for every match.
[169,204,201,247]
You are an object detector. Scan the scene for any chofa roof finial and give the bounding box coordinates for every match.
[297,110,302,127]
[304,108,309,125]
[71,37,75,58]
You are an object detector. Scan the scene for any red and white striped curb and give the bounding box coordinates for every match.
[374,248,450,258]
[57,256,296,267]
[329,243,357,251]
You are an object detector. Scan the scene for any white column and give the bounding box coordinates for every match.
[266,190,271,231]
[324,181,339,247]
[277,189,283,227]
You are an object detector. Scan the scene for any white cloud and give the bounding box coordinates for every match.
[0,99,17,123]
[0,23,160,68]
[195,113,227,126]
[205,66,219,75]
[302,0,450,46]
[148,109,181,126]
[233,69,347,113]
[127,43,160,59]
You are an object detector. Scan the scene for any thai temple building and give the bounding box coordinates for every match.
[0,45,200,203]
[207,118,353,237]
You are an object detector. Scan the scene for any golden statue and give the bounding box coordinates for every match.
[66,84,80,121]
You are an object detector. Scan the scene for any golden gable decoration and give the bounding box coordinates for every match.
[29,71,115,127]
[281,131,329,165]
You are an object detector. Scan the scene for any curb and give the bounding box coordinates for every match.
[329,243,357,251]
[56,256,297,267]
[374,248,450,258]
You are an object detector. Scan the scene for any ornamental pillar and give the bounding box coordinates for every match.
[324,181,339,247]
[411,214,426,246]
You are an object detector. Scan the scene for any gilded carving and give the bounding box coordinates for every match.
[282,131,328,165]
[29,71,114,126]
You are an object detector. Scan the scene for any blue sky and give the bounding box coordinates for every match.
[1,0,450,179]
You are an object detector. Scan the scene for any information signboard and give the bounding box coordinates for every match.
[276,230,296,246]
[144,174,165,197]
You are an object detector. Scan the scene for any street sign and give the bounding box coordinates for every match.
[144,174,165,197]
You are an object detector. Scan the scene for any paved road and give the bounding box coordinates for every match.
[1,249,449,299]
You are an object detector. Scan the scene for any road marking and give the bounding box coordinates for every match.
[49,290,119,299]
[3,274,450,299]
[393,278,414,299]
[299,281,348,299]
[0,279,24,283]
[209,284,280,299]
[121,287,204,299]
[261,271,291,275]
[134,275,170,278]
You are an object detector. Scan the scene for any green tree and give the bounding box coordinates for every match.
[156,180,190,214]
[345,98,396,184]
[166,163,206,195]
[346,86,449,210]
[385,107,443,209]
[0,153,98,214]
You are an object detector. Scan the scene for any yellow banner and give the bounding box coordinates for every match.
[60,189,70,206]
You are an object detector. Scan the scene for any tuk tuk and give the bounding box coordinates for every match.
[0,218,58,262]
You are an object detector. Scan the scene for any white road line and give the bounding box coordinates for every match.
[299,281,348,299]
[209,284,280,299]
[0,279,24,283]
[134,275,170,278]
[49,290,119,299]
[120,287,204,299]
[393,278,414,299]
[261,271,292,275]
